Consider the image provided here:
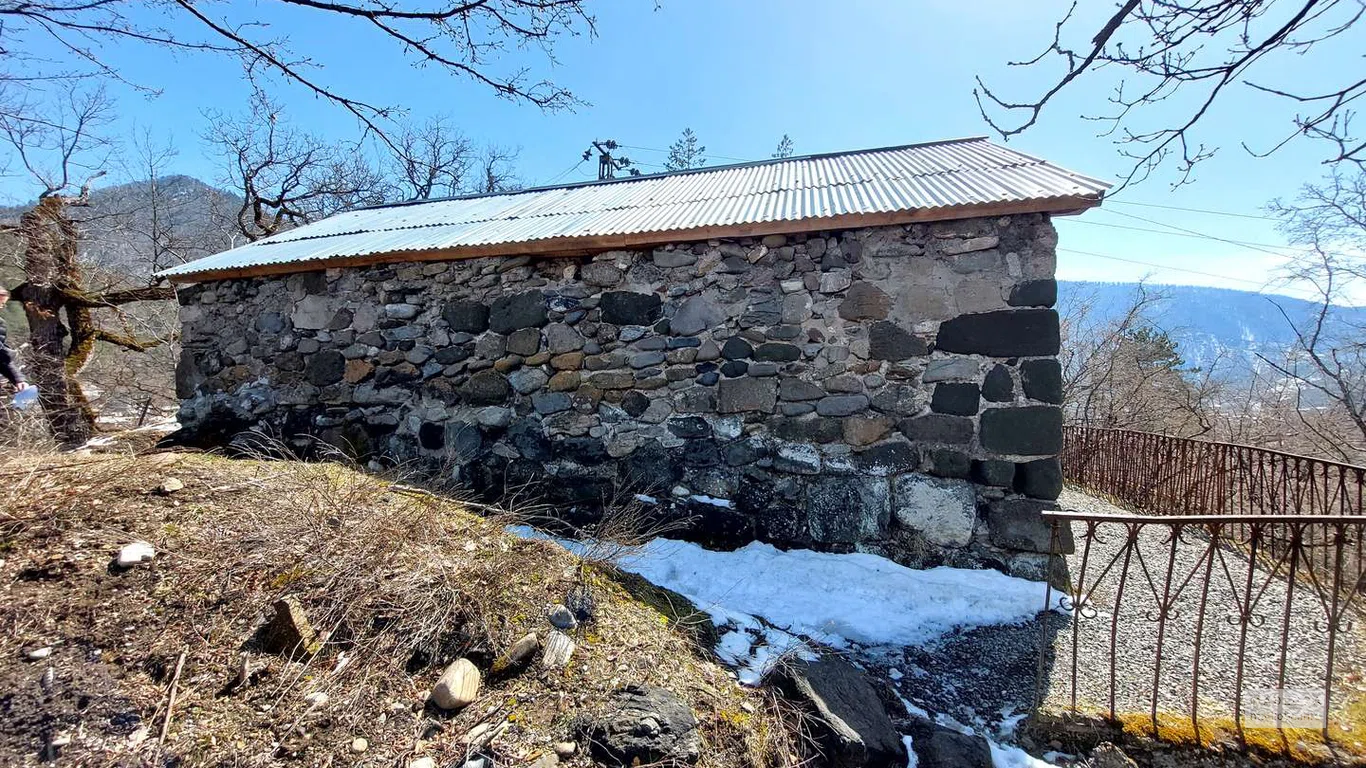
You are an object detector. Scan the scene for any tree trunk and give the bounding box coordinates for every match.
[13,196,96,447]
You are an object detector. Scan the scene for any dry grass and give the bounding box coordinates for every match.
[0,443,797,767]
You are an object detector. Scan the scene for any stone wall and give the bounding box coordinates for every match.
[174,214,1069,576]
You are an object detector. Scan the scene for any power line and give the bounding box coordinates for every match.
[1106,209,1298,260]
[1109,199,1279,221]
[617,143,753,164]
[1058,247,1270,287]
[1065,218,1312,254]
[540,159,587,186]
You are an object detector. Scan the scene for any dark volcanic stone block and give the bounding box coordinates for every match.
[1008,279,1057,308]
[305,350,346,386]
[599,291,663,326]
[935,309,1059,357]
[753,342,801,362]
[443,299,489,333]
[1015,457,1063,500]
[721,337,753,360]
[868,321,930,360]
[931,383,981,416]
[981,365,1014,403]
[897,415,973,444]
[1020,359,1063,404]
[488,291,547,334]
[972,459,1016,487]
[979,406,1062,455]
[717,377,778,413]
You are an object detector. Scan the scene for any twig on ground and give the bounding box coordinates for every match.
[155,650,187,756]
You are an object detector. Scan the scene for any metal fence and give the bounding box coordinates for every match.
[1036,512,1365,738]
[1044,427,1366,740]
[1061,426,1365,519]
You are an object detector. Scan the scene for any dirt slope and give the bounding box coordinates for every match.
[0,448,794,767]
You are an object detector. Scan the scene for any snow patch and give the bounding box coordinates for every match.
[688,494,734,509]
[902,735,918,768]
[508,528,1050,684]
[990,739,1057,768]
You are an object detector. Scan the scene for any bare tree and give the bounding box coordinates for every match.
[1060,282,1221,435]
[387,118,522,200]
[0,88,175,445]
[205,92,388,241]
[1259,172,1366,460]
[976,1,1365,185]
[0,0,594,148]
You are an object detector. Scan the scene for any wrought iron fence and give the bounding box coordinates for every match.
[1061,426,1365,519]
[1035,511,1366,739]
[1061,426,1366,588]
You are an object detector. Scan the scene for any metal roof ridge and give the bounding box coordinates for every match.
[248,148,1068,249]
[350,136,1000,212]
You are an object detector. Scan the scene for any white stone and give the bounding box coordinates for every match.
[818,272,852,294]
[291,295,334,330]
[27,647,52,660]
[547,605,577,630]
[409,758,437,768]
[542,631,575,670]
[117,541,155,568]
[351,737,369,753]
[431,658,480,710]
[304,691,330,707]
[892,475,978,548]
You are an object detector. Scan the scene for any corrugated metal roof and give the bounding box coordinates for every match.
[158,136,1109,280]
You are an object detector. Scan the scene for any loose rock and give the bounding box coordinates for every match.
[580,685,701,766]
[431,658,481,710]
[547,604,577,630]
[116,541,156,568]
[542,631,575,670]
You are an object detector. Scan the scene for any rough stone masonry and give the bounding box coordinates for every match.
[174,213,1070,577]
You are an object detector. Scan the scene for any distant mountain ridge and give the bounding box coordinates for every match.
[0,175,241,278]
[1057,281,1366,375]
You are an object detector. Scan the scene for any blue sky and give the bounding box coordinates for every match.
[2,0,1360,302]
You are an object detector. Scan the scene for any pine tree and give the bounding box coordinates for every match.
[664,128,706,171]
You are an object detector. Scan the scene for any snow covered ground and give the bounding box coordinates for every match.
[511,527,1061,766]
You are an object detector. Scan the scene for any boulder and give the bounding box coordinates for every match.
[580,685,701,767]
[904,717,992,768]
[986,498,1072,553]
[770,657,905,768]
[491,632,540,676]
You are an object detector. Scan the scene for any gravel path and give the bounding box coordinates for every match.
[879,486,1366,734]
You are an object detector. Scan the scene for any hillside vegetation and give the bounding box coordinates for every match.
[0,444,795,767]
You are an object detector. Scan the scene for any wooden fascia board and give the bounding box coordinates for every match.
[165,195,1102,284]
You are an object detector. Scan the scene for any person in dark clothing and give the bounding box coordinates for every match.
[0,286,31,394]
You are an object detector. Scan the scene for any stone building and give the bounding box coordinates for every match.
[160,137,1107,576]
